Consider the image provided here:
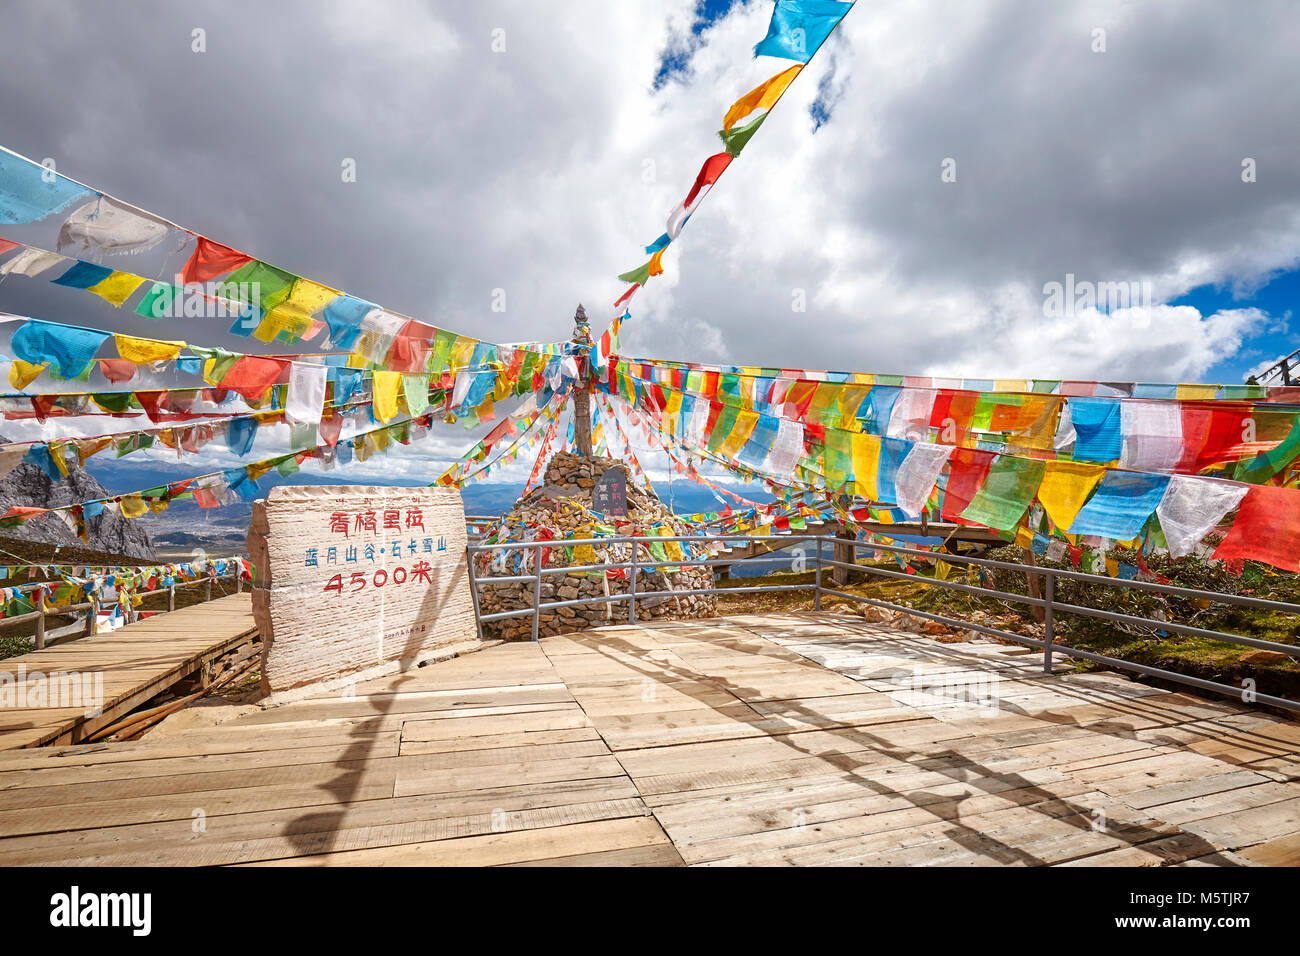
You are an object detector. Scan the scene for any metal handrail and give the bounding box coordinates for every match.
[465,532,1300,713]
[2,566,244,651]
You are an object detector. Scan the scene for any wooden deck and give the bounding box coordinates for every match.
[0,610,1297,866]
[0,593,257,749]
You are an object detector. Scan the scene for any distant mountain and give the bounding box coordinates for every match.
[58,455,775,557]
[0,436,156,561]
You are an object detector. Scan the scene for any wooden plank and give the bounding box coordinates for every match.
[241,816,673,867]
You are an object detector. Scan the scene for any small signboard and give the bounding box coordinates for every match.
[592,466,628,518]
[247,485,478,698]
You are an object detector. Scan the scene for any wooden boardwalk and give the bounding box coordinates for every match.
[0,610,1296,866]
[0,593,257,750]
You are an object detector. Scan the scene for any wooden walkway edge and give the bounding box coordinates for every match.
[0,593,256,750]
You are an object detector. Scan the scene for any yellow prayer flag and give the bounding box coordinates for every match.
[118,495,148,519]
[1176,384,1217,401]
[723,64,802,130]
[246,460,277,481]
[87,271,146,307]
[115,334,185,364]
[850,432,881,499]
[8,359,44,390]
[373,370,402,423]
[717,408,759,458]
[1037,460,1105,531]
[252,280,340,343]
[648,248,665,277]
[449,337,476,371]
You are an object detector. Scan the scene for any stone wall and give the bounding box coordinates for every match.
[476,452,716,640]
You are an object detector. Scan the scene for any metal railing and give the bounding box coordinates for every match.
[466,532,1300,713]
[2,565,243,651]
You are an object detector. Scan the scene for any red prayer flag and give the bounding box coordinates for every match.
[192,487,221,509]
[940,448,995,525]
[98,359,138,384]
[1212,484,1300,571]
[684,153,733,207]
[1178,404,1252,473]
[181,237,254,285]
[0,239,21,257]
[219,356,290,402]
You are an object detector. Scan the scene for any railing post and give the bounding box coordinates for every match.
[204,576,212,603]
[34,589,45,651]
[85,594,98,638]
[813,536,823,611]
[466,546,485,642]
[1042,571,1055,674]
[530,545,544,643]
[235,565,242,593]
[167,585,176,613]
[628,539,638,625]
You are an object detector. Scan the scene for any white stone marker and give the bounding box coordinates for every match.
[247,485,478,700]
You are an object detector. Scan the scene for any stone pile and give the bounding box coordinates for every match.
[476,452,716,640]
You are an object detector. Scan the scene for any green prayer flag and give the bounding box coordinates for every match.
[960,456,1046,531]
[617,261,652,285]
[134,282,177,319]
[403,373,431,417]
[719,112,766,156]
[218,261,296,307]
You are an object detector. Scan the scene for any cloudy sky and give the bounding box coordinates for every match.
[1,0,1299,491]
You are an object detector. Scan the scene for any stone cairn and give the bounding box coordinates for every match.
[475,451,717,640]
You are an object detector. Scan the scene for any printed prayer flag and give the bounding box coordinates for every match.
[1068,471,1170,540]
[960,456,1045,531]
[719,113,767,156]
[1037,460,1105,530]
[182,237,254,285]
[115,334,184,365]
[0,149,95,224]
[753,0,853,63]
[373,370,402,423]
[724,64,802,129]
[1213,484,1300,571]
[9,319,110,379]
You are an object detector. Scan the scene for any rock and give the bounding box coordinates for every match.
[858,606,891,623]
[1240,650,1290,665]
[0,436,155,561]
[478,452,715,641]
[920,620,951,635]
